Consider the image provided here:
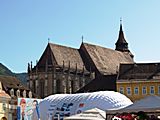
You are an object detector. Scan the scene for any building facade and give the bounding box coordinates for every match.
[117,63,160,102]
[0,75,34,120]
[27,43,93,97]
[0,85,10,120]
[27,23,134,98]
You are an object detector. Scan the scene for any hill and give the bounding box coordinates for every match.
[15,73,27,85]
[0,63,27,85]
[0,63,14,76]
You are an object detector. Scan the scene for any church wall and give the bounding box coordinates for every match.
[28,67,92,98]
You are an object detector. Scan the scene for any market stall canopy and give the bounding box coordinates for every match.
[107,95,160,114]
[64,108,106,120]
[33,91,132,120]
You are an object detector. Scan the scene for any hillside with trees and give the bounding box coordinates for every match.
[0,63,27,86]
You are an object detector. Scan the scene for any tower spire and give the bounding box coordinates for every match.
[48,38,50,43]
[82,35,84,43]
[120,17,122,24]
[120,17,123,31]
[115,19,129,52]
[115,19,134,58]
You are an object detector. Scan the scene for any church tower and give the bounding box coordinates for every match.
[115,20,129,52]
[115,20,134,58]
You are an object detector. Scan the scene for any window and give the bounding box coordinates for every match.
[150,86,155,94]
[119,87,124,94]
[30,81,33,88]
[29,91,32,98]
[44,79,48,96]
[3,102,6,111]
[16,89,20,97]
[158,86,160,94]
[53,79,57,93]
[27,82,29,88]
[45,74,48,78]
[142,86,147,95]
[36,80,38,94]
[10,89,14,97]
[33,75,38,79]
[127,87,131,95]
[134,87,139,95]
[35,80,38,87]
[45,79,48,86]
[82,78,85,87]
[23,90,26,98]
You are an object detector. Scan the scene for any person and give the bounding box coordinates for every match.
[20,98,26,120]
[32,100,38,109]
[32,99,40,120]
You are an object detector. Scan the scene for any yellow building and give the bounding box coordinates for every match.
[117,63,160,102]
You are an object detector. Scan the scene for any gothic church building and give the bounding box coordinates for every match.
[27,23,134,98]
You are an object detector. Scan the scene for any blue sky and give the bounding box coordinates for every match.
[1,0,160,73]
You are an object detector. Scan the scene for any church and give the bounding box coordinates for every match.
[27,23,134,98]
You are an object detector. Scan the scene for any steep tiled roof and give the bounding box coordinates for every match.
[118,63,160,80]
[0,75,39,98]
[0,75,28,90]
[82,43,134,75]
[49,43,86,71]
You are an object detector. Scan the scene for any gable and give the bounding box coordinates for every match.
[49,43,86,71]
[36,43,57,70]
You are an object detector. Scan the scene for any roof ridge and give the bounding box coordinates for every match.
[49,42,78,50]
[83,42,115,51]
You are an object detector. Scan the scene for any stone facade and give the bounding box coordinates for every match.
[28,63,92,98]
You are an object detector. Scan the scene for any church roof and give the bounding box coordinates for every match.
[82,43,134,75]
[35,39,133,75]
[49,43,86,71]
[118,63,160,80]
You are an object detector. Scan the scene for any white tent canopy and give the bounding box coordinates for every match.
[64,108,106,120]
[33,91,132,120]
[107,95,160,114]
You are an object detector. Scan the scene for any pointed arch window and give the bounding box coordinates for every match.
[29,91,32,98]
[10,89,14,97]
[23,90,26,98]
[44,79,48,96]
[30,81,33,88]
[16,89,20,98]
